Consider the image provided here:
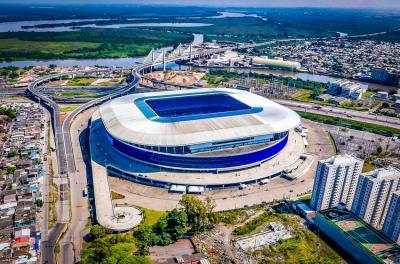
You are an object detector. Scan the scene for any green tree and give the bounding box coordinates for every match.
[9,71,19,79]
[133,224,159,255]
[179,195,215,234]
[151,216,172,246]
[166,209,187,240]
[7,150,17,158]
[90,224,111,239]
[86,238,111,262]
[6,166,16,175]
[35,199,43,207]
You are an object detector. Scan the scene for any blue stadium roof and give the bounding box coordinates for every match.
[135,91,263,122]
[99,88,301,146]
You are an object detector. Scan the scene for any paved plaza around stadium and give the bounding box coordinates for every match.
[72,101,333,213]
[88,111,332,211]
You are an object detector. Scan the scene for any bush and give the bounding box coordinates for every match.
[233,210,278,236]
[134,208,188,248]
[90,225,111,239]
[213,209,248,225]
[6,166,16,175]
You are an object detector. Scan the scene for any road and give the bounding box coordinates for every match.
[27,70,139,264]
[275,99,400,129]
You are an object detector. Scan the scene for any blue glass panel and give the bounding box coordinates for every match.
[109,132,288,170]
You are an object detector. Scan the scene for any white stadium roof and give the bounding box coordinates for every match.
[99,88,300,146]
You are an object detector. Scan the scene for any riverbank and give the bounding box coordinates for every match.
[0,28,193,62]
[0,34,203,68]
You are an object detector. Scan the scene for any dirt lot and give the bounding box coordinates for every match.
[145,70,205,86]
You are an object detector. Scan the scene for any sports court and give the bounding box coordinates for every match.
[318,209,400,264]
[336,216,392,254]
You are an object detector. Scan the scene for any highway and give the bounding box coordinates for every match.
[275,100,400,130]
[27,70,139,264]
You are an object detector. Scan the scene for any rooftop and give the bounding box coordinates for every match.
[364,167,400,180]
[319,208,400,263]
[323,154,363,166]
[100,88,300,146]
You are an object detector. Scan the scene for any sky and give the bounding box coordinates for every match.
[1,0,400,9]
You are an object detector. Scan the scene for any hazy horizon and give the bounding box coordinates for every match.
[1,0,400,10]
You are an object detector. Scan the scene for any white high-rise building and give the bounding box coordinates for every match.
[351,167,400,230]
[382,191,400,244]
[310,155,364,211]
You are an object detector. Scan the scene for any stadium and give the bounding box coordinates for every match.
[98,88,300,172]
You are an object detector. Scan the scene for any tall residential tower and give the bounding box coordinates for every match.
[310,155,364,211]
[382,191,400,244]
[351,168,400,230]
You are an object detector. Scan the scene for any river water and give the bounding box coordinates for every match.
[0,19,211,33]
[0,12,260,33]
[178,66,398,92]
[247,68,398,92]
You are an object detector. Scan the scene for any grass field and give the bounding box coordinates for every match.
[59,91,92,96]
[141,207,167,227]
[0,38,101,60]
[292,89,371,111]
[0,38,99,52]
[111,191,125,200]
[0,28,192,60]
[66,77,96,86]
[60,105,79,113]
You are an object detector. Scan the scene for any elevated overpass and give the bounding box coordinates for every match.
[27,43,228,263]
[27,69,139,264]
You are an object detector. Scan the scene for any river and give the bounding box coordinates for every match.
[0,19,211,33]
[0,12,261,32]
[247,68,398,92]
[176,66,398,92]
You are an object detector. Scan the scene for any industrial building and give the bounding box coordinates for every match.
[251,56,301,71]
[310,155,364,211]
[327,79,368,100]
[99,88,300,172]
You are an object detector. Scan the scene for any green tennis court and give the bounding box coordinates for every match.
[336,217,391,254]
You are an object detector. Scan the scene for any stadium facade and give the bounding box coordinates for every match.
[99,88,300,172]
